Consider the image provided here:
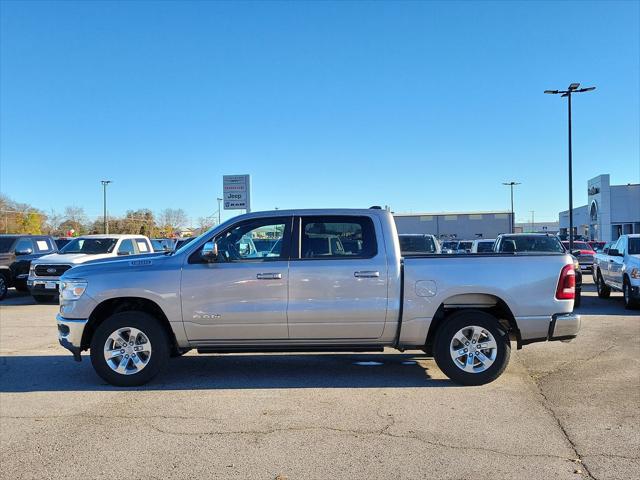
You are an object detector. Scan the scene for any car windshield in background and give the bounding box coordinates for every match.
[60,238,117,254]
[458,242,472,250]
[629,238,640,255]
[563,241,592,251]
[476,242,495,252]
[498,236,564,253]
[441,241,457,249]
[399,236,437,254]
[0,237,17,253]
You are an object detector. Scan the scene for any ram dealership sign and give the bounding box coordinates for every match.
[223,174,251,211]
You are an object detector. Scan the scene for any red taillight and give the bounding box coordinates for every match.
[556,264,576,300]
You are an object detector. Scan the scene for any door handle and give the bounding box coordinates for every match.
[256,272,282,280]
[354,271,380,278]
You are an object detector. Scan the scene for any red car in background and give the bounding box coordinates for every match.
[588,241,606,252]
[562,240,596,271]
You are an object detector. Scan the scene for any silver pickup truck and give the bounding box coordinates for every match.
[56,208,580,387]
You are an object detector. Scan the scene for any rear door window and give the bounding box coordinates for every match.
[297,216,377,259]
[118,239,136,255]
[135,239,150,253]
[14,238,33,253]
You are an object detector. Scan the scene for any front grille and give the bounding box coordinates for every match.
[34,264,72,277]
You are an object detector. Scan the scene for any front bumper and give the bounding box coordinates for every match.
[56,314,87,361]
[549,313,581,341]
[28,278,60,296]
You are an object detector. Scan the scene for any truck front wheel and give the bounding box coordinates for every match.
[596,271,611,298]
[90,311,170,387]
[433,310,511,386]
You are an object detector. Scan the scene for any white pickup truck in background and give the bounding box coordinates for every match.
[28,234,153,302]
[55,208,580,387]
[593,234,640,309]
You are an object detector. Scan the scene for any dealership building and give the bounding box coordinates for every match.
[559,174,640,242]
[393,211,513,240]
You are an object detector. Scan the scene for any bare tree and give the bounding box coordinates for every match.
[158,208,189,235]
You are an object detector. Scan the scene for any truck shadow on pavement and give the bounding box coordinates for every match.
[0,353,456,392]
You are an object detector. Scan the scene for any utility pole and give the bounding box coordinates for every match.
[101,180,112,234]
[502,181,521,234]
[216,198,222,224]
[530,210,535,232]
[545,83,595,252]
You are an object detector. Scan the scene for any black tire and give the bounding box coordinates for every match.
[433,310,511,386]
[574,288,581,309]
[90,311,170,387]
[596,271,611,299]
[32,294,54,303]
[0,274,8,300]
[623,278,640,310]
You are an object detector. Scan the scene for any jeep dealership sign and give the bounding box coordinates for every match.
[223,174,251,211]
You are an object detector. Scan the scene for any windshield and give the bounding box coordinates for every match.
[441,241,457,249]
[498,236,564,253]
[563,241,592,251]
[399,236,437,254]
[458,242,472,250]
[60,238,117,254]
[629,238,640,255]
[0,237,17,253]
[476,241,495,253]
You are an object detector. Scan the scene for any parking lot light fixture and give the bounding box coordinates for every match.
[101,180,112,234]
[544,83,596,252]
[502,181,521,233]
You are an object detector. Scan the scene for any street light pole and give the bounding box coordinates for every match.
[216,197,222,225]
[502,181,521,233]
[544,83,595,253]
[101,180,112,234]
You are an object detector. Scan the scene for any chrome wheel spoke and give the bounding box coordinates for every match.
[450,325,498,374]
[104,326,152,376]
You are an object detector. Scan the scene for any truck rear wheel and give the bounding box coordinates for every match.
[90,311,170,387]
[596,271,611,298]
[433,310,510,386]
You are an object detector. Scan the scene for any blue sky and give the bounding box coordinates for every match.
[1,0,638,224]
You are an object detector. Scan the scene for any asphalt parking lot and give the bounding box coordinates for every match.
[0,276,638,480]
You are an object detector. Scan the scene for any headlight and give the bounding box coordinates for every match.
[60,280,87,301]
[29,263,36,277]
[573,259,580,271]
[631,268,640,279]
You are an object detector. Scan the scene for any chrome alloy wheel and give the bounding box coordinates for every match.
[104,327,152,375]
[449,325,498,373]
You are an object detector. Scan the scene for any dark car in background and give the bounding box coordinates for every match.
[173,237,196,250]
[0,235,58,300]
[54,237,73,250]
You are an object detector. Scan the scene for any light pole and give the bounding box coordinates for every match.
[101,180,112,234]
[502,181,520,233]
[530,210,535,233]
[216,197,222,224]
[545,83,595,253]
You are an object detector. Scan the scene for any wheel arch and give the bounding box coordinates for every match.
[423,293,520,355]
[82,297,178,352]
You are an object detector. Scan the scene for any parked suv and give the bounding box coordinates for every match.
[0,235,58,300]
[28,234,153,302]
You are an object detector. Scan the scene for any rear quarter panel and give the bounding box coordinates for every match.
[400,254,574,345]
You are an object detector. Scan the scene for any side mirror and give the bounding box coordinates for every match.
[118,251,130,256]
[201,241,218,262]
[608,248,621,257]
[571,250,582,257]
[15,248,33,256]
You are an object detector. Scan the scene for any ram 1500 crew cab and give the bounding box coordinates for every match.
[56,209,580,387]
[593,234,640,309]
